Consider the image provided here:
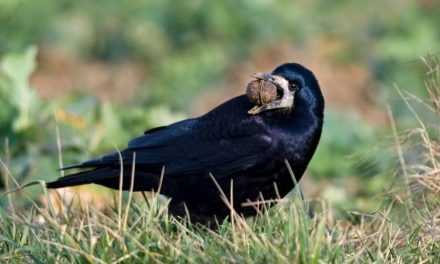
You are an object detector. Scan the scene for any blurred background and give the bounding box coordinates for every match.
[0,0,439,212]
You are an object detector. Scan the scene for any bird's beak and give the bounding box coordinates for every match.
[248,72,295,115]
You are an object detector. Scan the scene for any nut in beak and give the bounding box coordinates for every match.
[246,73,294,115]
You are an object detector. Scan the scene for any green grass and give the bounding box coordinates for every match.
[0,171,439,263]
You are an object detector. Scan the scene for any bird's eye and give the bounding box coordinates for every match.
[288,82,299,91]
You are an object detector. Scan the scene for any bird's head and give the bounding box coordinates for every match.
[248,63,323,116]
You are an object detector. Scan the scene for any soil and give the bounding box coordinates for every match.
[30,42,385,124]
[30,47,145,104]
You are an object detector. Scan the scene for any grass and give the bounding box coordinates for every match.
[1,179,438,263]
[1,57,440,263]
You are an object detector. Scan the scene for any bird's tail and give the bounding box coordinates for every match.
[46,167,160,191]
[46,168,117,189]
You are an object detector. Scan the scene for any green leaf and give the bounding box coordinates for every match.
[1,46,37,86]
[0,46,39,131]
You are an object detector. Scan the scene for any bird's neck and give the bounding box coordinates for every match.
[270,86,324,175]
[296,85,324,118]
[285,86,324,132]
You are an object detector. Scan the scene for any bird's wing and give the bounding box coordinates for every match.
[130,115,275,177]
[69,114,276,178]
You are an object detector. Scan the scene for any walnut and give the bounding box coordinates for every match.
[246,80,278,106]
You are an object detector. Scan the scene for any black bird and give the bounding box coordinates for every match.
[47,63,324,225]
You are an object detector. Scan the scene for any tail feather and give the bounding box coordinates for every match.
[57,151,123,171]
[47,167,161,192]
[46,168,116,189]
